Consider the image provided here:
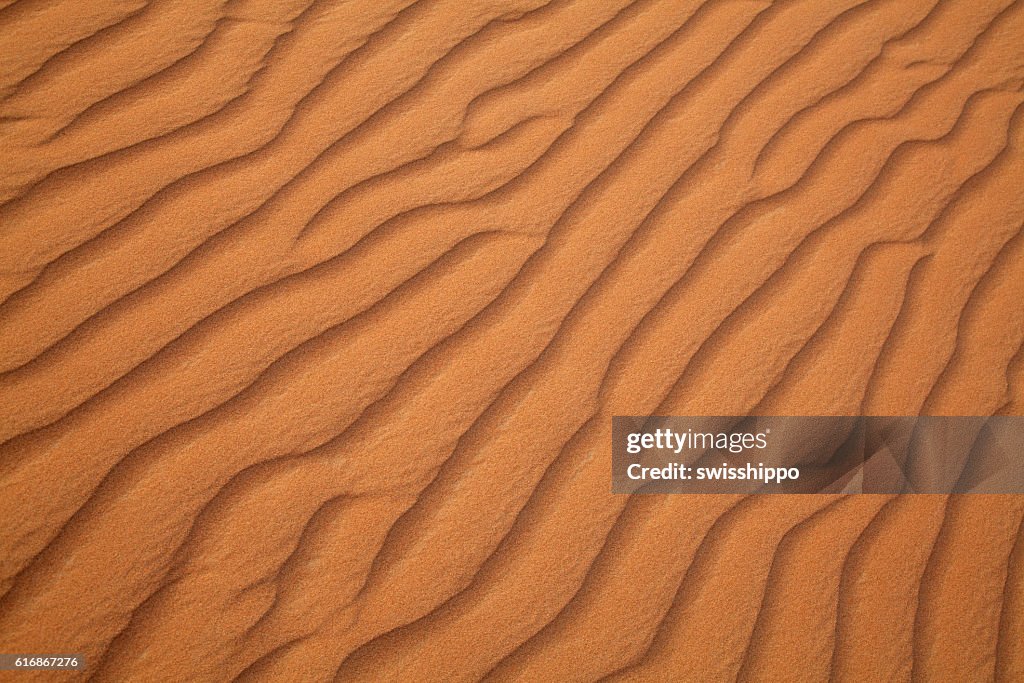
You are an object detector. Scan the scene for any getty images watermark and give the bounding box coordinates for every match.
[612,416,1024,494]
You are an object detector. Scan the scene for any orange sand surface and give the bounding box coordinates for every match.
[1,0,1023,680]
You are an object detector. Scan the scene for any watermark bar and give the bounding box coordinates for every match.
[612,416,1024,494]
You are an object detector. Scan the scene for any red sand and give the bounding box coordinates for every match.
[1,0,1023,680]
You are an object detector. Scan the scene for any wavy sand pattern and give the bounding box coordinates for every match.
[1,0,1023,680]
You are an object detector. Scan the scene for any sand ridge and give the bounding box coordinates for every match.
[1,0,1023,680]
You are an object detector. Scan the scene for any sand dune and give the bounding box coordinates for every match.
[1,0,1023,679]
